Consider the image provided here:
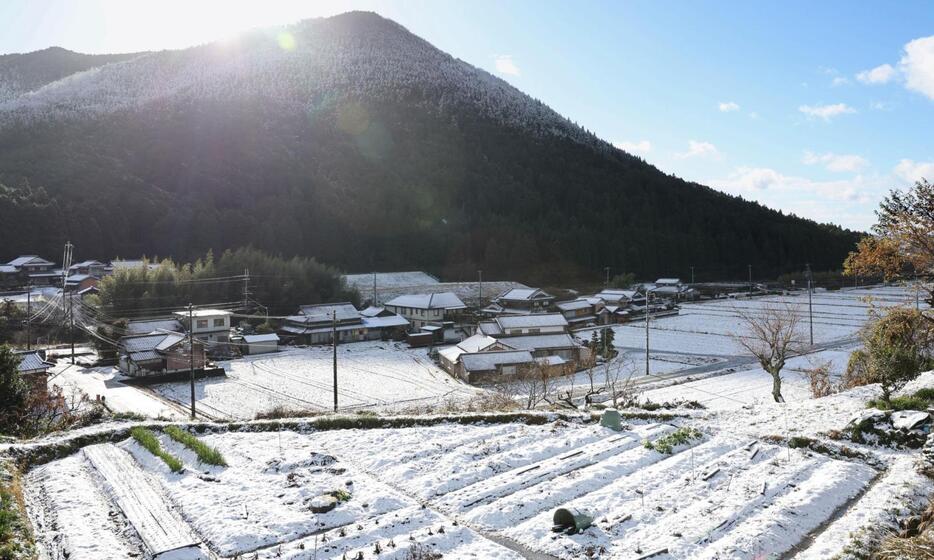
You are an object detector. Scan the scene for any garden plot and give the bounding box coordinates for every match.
[152,342,480,419]
[23,414,919,560]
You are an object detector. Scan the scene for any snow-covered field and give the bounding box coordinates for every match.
[151,343,481,420]
[24,382,932,560]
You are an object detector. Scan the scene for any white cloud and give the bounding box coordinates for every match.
[493,55,520,76]
[677,140,720,159]
[715,166,870,203]
[870,100,893,111]
[832,76,850,86]
[894,159,934,183]
[856,63,896,84]
[613,140,652,155]
[899,36,934,100]
[718,101,740,112]
[798,103,856,121]
[802,151,869,172]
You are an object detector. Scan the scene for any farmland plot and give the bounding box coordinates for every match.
[151,342,480,419]
[23,406,924,560]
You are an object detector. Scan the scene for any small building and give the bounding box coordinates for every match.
[174,309,232,343]
[459,350,535,383]
[239,333,280,355]
[438,333,505,374]
[281,302,367,345]
[478,313,569,337]
[483,288,555,315]
[384,292,467,330]
[557,299,600,327]
[68,260,107,277]
[117,332,206,377]
[64,273,99,293]
[126,318,185,336]
[15,350,52,394]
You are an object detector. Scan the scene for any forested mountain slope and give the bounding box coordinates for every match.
[0,12,859,282]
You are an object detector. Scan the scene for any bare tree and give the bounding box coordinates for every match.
[802,360,837,398]
[731,303,807,403]
[603,354,636,408]
[515,361,557,409]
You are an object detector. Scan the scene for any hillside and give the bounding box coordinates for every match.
[0,12,860,282]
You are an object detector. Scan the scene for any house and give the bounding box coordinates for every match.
[238,333,280,355]
[281,303,367,345]
[359,307,410,340]
[174,309,232,343]
[459,350,536,383]
[648,278,696,301]
[556,299,601,327]
[125,318,185,336]
[438,333,505,373]
[64,273,99,293]
[493,333,583,363]
[384,292,467,330]
[15,350,52,394]
[68,260,107,277]
[0,265,18,289]
[478,313,569,337]
[117,333,206,377]
[483,288,555,315]
[595,289,644,306]
[6,256,59,287]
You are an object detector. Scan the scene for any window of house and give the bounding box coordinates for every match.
[213,318,225,327]
[501,365,516,375]
[529,328,540,334]
[196,319,208,329]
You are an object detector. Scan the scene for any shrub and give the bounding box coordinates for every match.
[164,426,227,466]
[130,427,183,473]
[868,395,930,411]
[0,486,24,559]
[644,427,702,454]
[915,388,934,401]
[404,543,443,560]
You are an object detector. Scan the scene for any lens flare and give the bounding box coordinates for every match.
[277,32,297,51]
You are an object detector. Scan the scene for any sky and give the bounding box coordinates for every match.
[2,0,934,232]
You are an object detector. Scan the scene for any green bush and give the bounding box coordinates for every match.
[644,427,702,454]
[0,486,23,559]
[164,426,227,467]
[130,427,184,473]
[867,395,929,411]
[913,388,934,401]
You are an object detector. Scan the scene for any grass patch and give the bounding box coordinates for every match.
[913,387,934,401]
[868,395,930,411]
[0,487,23,560]
[644,426,702,454]
[130,427,184,473]
[164,426,227,467]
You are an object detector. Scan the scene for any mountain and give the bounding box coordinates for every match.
[0,12,860,283]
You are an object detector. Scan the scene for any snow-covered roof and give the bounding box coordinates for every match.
[342,271,440,290]
[458,333,499,353]
[498,334,579,351]
[478,321,503,336]
[536,355,567,366]
[121,332,184,353]
[69,260,104,269]
[556,299,592,312]
[126,319,184,335]
[359,306,385,317]
[174,309,233,319]
[496,288,551,301]
[438,345,465,363]
[65,273,95,283]
[656,278,681,285]
[15,351,51,373]
[361,315,409,329]
[298,302,361,322]
[242,334,280,344]
[385,292,466,310]
[0,265,16,273]
[461,350,534,372]
[77,286,99,295]
[496,313,568,330]
[7,255,53,267]
[128,350,162,362]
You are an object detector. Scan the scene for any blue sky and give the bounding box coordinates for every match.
[3,0,933,231]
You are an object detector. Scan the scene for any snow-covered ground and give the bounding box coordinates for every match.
[151,342,481,420]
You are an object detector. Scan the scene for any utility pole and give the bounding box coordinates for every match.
[188,303,196,419]
[645,292,651,376]
[478,270,483,308]
[69,288,75,364]
[61,241,74,364]
[806,264,814,346]
[690,266,695,285]
[372,272,377,306]
[332,311,338,412]
[605,267,611,288]
[748,264,753,293]
[242,268,250,310]
[25,290,31,350]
